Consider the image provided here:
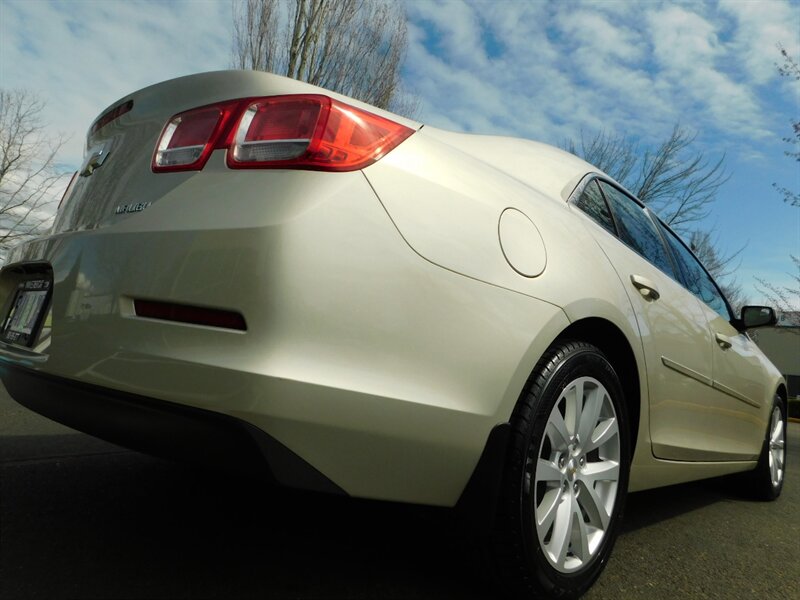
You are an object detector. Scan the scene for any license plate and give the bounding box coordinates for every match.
[2,279,51,347]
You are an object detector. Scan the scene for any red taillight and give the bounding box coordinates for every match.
[152,101,240,172]
[151,95,413,173]
[230,96,324,165]
[228,95,413,171]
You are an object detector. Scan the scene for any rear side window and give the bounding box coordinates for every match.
[598,182,675,278]
[573,179,616,235]
[659,224,730,319]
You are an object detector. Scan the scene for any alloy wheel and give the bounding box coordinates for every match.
[768,405,786,488]
[530,376,621,573]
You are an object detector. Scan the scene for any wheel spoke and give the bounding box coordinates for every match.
[586,417,618,452]
[578,480,610,530]
[771,447,784,471]
[536,487,562,537]
[536,458,563,484]
[581,460,619,483]
[548,492,575,568]
[547,410,571,450]
[571,503,591,562]
[771,419,784,445]
[577,384,602,446]
[564,380,584,437]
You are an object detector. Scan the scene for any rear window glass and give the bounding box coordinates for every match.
[573,179,616,235]
[598,182,675,278]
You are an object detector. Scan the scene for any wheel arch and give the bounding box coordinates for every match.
[552,317,641,460]
[456,315,643,532]
[776,383,787,404]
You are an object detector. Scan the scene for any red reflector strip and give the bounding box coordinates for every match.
[134,299,246,331]
[90,100,133,135]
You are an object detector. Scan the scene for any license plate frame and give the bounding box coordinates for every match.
[1,279,52,347]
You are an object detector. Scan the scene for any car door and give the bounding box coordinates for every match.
[582,180,748,460]
[657,223,767,458]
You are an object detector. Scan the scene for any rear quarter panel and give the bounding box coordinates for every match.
[363,129,658,467]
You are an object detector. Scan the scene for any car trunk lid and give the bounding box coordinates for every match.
[53,70,420,234]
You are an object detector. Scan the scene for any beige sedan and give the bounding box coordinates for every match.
[0,71,787,599]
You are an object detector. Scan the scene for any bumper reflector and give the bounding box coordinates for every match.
[134,299,246,331]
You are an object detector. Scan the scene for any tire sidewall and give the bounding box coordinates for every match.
[762,395,787,499]
[519,345,631,597]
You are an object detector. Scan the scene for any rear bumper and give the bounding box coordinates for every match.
[0,169,570,506]
[0,363,344,494]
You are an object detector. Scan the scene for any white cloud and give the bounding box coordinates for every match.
[552,6,679,134]
[0,0,232,169]
[649,5,721,64]
[1,0,796,155]
[405,3,563,138]
[557,9,644,63]
[408,0,489,70]
[0,0,796,301]
[719,0,800,85]
[646,4,770,139]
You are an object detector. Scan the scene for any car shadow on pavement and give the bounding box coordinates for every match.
[621,475,751,534]
[2,431,793,600]
[0,433,495,599]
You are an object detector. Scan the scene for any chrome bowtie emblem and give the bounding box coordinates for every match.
[79,141,112,177]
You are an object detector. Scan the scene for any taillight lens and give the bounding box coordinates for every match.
[228,95,413,171]
[152,95,413,173]
[231,96,323,164]
[152,102,238,172]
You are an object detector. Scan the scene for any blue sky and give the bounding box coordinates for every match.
[1,0,798,305]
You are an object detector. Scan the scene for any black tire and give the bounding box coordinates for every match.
[489,340,630,599]
[745,394,787,501]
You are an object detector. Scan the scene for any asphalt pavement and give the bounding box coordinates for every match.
[1,383,798,599]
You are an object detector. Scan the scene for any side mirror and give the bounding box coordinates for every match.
[740,306,777,329]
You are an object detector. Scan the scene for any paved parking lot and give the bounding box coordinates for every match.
[1,384,798,599]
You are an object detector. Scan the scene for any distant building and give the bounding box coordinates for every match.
[750,312,800,398]
[776,310,800,327]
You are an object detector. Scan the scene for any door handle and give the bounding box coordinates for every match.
[715,332,732,349]
[630,274,660,300]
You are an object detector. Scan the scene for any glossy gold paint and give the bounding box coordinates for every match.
[0,71,785,504]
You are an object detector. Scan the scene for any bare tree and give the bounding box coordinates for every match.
[750,46,800,316]
[748,45,800,315]
[232,0,283,75]
[565,130,638,189]
[563,126,743,305]
[231,0,417,115]
[0,90,67,262]
[564,125,729,231]
[755,255,800,314]
[774,43,799,207]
